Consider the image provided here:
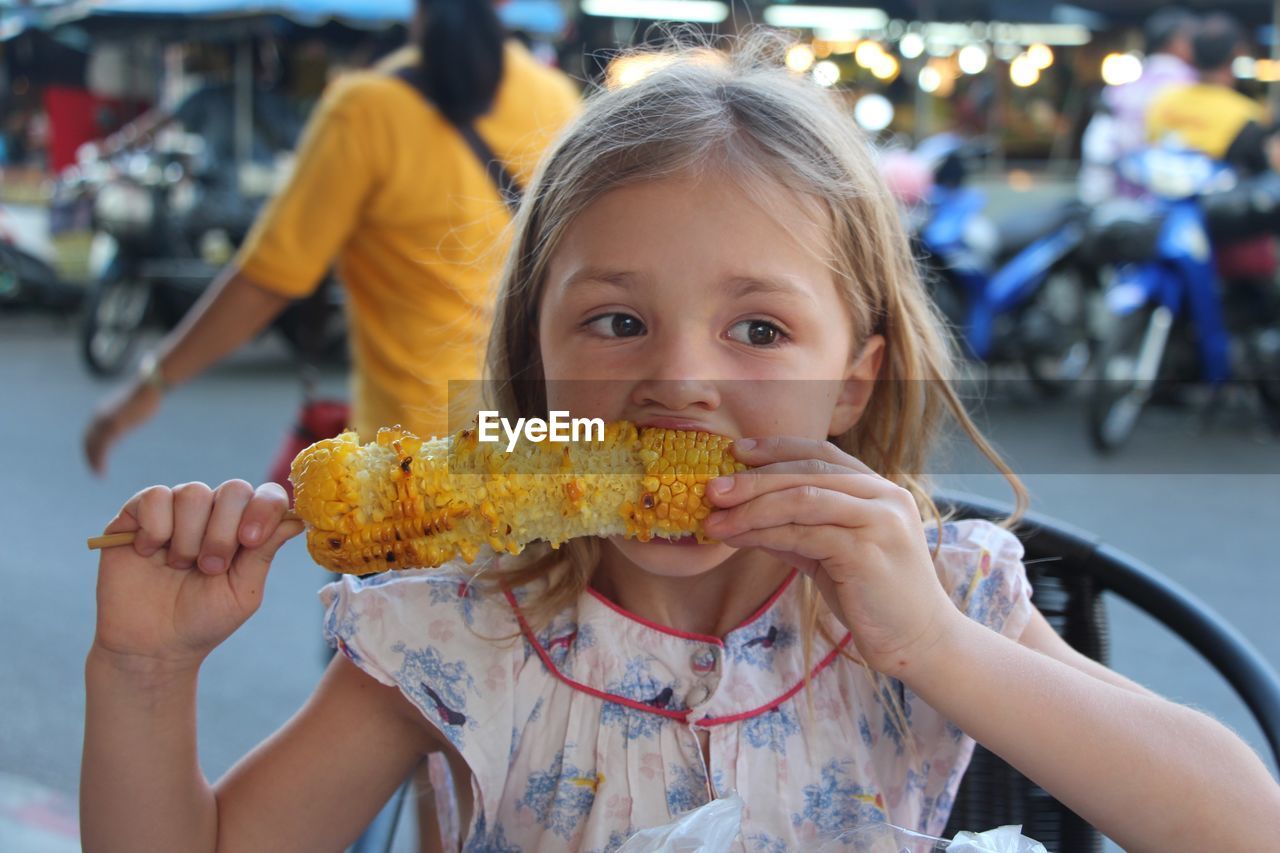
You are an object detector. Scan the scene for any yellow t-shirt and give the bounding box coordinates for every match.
[236,43,579,440]
[1146,83,1265,160]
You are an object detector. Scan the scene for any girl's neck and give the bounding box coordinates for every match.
[589,547,794,638]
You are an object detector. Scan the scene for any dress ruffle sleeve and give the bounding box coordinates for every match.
[932,518,1035,642]
[319,565,525,835]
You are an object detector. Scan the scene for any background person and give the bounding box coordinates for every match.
[1147,13,1278,173]
[82,0,580,473]
[1147,13,1280,289]
[1079,8,1198,203]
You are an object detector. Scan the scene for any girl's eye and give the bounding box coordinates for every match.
[728,319,786,347]
[585,313,645,338]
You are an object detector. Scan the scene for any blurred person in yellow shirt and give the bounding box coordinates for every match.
[1147,13,1280,285]
[84,0,579,471]
[1147,13,1277,172]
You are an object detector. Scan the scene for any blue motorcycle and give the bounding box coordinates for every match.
[908,135,1095,395]
[1086,146,1280,451]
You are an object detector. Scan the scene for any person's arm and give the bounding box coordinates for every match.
[905,608,1280,851]
[83,652,439,853]
[81,652,214,853]
[215,656,447,851]
[83,269,291,474]
[150,268,292,387]
[702,436,1280,847]
[81,481,456,853]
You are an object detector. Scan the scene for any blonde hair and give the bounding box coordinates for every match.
[477,33,1026,720]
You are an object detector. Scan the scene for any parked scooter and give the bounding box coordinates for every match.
[70,135,344,376]
[0,201,82,311]
[1085,146,1280,451]
[0,236,71,309]
[891,134,1097,395]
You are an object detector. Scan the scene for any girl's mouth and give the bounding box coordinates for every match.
[636,417,719,433]
[653,535,702,546]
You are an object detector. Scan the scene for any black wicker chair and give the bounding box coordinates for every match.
[937,490,1280,850]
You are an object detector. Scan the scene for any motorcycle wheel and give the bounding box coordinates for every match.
[1021,264,1096,398]
[1087,305,1164,453]
[80,261,152,377]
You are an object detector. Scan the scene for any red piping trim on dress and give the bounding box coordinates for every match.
[504,587,691,721]
[503,580,850,726]
[582,568,799,646]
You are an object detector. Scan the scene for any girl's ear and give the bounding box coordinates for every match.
[829,334,885,437]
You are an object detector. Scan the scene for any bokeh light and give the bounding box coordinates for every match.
[812,60,841,87]
[854,94,895,132]
[918,65,941,93]
[1100,52,1142,86]
[1026,43,1054,69]
[899,32,925,59]
[785,43,816,74]
[1010,54,1040,87]
[958,44,989,75]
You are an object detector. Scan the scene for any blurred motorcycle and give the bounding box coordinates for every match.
[886,135,1097,396]
[69,135,344,376]
[1084,146,1280,451]
[0,200,81,311]
[0,235,66,309]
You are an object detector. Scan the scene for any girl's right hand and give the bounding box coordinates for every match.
[91,480,303,676]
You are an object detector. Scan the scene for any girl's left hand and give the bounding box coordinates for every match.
[702,436,961,679]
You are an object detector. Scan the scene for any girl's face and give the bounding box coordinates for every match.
[536,171,883,577]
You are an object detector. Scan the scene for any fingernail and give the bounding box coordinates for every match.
[735,438,755,452]
[710,476,734,494]
[200,555,225,573]
[242,524,262,545]
[705,511,725,527]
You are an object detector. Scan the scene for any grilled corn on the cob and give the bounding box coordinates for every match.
[289,422,747,573]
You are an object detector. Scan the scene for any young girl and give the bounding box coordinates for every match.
[83,42,1280,852]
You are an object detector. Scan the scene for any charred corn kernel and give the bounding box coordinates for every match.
[290,421,747,573]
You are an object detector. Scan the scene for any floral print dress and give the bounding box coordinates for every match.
[320,519,1034,851]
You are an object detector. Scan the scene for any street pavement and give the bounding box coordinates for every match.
[2,302,1278,849]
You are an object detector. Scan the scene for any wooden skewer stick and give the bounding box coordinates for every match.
[87,511,302,551]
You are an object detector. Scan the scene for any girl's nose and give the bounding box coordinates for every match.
[630,378,721,413]
[628,335,722,412]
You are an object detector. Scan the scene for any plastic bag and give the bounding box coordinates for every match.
[818,823,1049,853]
[615,793,1047,853]
[615,793,744,852]
[947,825,1048,852]
[815,821,950,852]
[817,823,1048,853]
